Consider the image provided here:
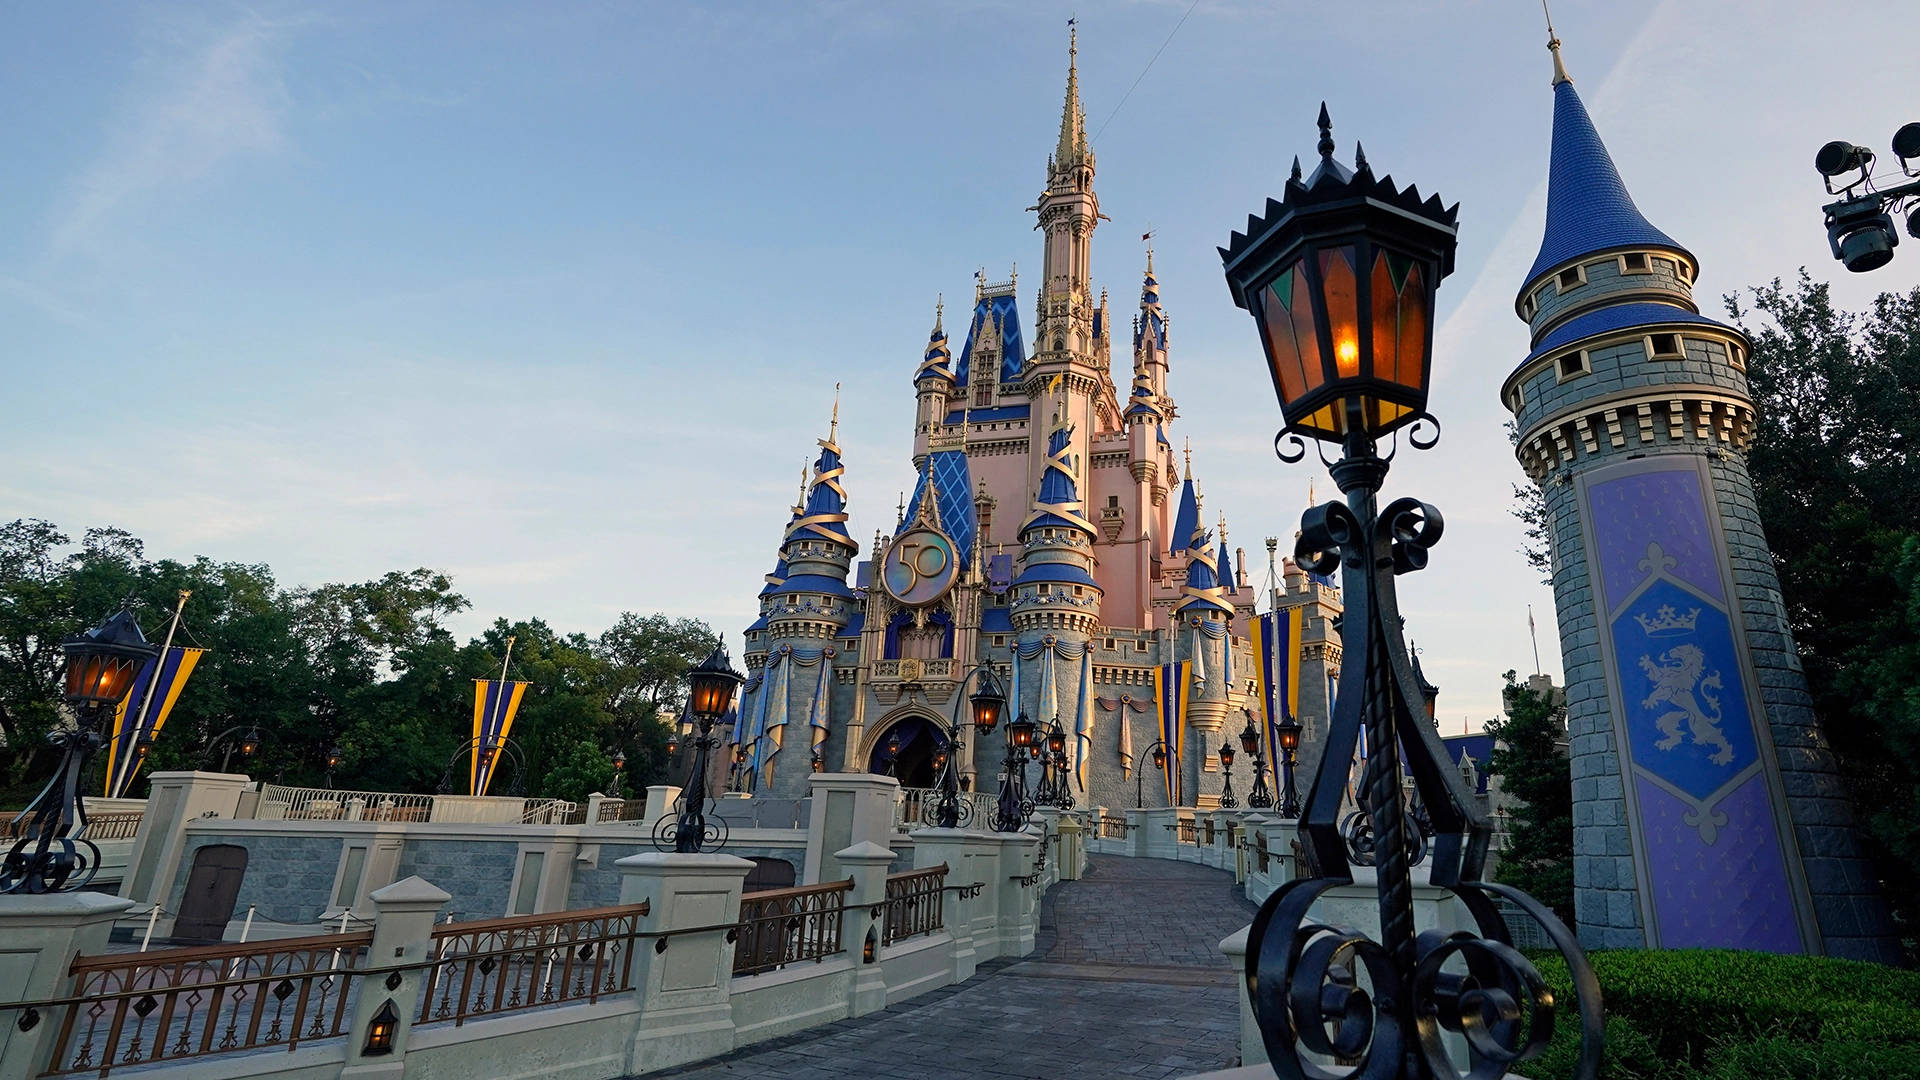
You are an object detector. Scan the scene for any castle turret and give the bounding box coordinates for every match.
[750,400,859,796]
[1503,24,1894,960]
[1173,496,1232,803]
[1011,386,1101,743]
[913,298,954,460]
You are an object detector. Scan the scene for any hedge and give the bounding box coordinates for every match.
[1515,948,1920,1079]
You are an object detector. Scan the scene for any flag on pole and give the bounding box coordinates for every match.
[1152,661,1190,805]
[103,646,205,797]
[471,679,531,795]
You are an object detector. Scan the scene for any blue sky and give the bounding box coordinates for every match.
[4,1,1917,729]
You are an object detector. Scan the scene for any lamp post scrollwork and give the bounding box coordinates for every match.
[1220,108,1600,1079]
[655,639,745,854]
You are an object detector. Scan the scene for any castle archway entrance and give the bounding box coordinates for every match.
[866,714,945,788]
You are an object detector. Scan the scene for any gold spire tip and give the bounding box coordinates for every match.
[828,383,841,442]
[1543,0,1571,84]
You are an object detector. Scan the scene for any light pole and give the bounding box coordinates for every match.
[1218,739,1239,809]
[1275,715,1302,819]
[1134,738,1170,810]
[2,607,157,894]
[991,713,1038,832]
[928,662,1006,828]
[609,750,627,799]
[1240,712,1274,810]
[1219,107,1599,1077]
[656,639,745,854]
[204,725,267,773]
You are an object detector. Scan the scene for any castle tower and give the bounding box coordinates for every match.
[1502,27,1895,960]
[913,299,954,462]
[1011,386,1101,749]
[748,402,859,797]
[1173,500,1233,804]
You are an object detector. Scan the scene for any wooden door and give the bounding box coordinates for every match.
[175,844,248,940]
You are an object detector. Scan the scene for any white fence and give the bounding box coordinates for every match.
[255,785,578,825]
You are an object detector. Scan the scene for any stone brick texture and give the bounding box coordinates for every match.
[169,833,344,927]
[1522,274,1896,960]
[648,855,1254,1079]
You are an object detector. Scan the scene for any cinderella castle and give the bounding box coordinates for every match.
[727,31,1344,811]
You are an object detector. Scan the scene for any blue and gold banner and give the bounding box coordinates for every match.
[1152,661,1189,805]
[103,646,205,798]
[1250,610,1302,799]
[471,679,531,795]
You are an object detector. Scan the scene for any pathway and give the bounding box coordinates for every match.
[652,855,1257,1080]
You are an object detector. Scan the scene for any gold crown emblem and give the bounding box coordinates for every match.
[1634,604,1700,638]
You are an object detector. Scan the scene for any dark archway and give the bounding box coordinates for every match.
[867,716,944,788]
[743,857,796,893]
[176,844,248,940]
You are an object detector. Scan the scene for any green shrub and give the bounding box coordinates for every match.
[1516,948,1920,1079]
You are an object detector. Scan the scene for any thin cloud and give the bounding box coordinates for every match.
[52,13,294,256]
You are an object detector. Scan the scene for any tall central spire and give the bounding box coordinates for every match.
[1056,22,1087,173]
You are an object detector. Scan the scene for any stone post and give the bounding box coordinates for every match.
[584,793,614,825]
[616,852,753,1072]
[802,773,900,885]
[1125,808,1151,859]
[1056,816,1084,881]
[341,876,450,1079]
[908,828,982,979]
[123,770,249,914]
[0,893,135,1080]
[990,831,1039,957]
[1139,806,1181,860]
[1219,926,1265,1068]
[641,785,682,828]
[834,841,894,1017]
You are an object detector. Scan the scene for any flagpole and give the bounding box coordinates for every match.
[117,590,189,794]
[481,635,516,794]
[1528,605,1543,677]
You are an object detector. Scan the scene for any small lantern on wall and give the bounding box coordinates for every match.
[363,999,399,1056]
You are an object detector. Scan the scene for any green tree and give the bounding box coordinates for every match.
[1484,670,1573,927]
[1730,272,1920,953]
[592,613,715,787]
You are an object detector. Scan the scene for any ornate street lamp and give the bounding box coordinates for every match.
[1241,711,1275,810]
[1275,715,1303,819]
[204,724,269,773]
[3,607,158,894]
[992,713,1038,832]
[926,663,1005,829]
[610,749,627,798]
[1136,738,1170,810]
[1220,108,1599,1078]
[1218,740,1239,809]
[657,639,744,854]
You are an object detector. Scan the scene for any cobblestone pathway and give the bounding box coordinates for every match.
[651,855,1257,1080]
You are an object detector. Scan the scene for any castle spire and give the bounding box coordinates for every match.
[1056,20,1087,172]
[828,382,841,445]
[1543,0,1571,85]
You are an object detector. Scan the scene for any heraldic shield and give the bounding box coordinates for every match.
[1584,459,1810,953]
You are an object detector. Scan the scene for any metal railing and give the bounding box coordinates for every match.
[595,799,647,823]
[30,931,372,1076]
[1169,819,1200,845]
[895,787,996,830]
[80,812,145,840]
[731,879,851,976]
[881,865,946,946]
[517,800,580,825]
[256,786,433,822]
[1097,816,1130,839]
[418,903,647,1027]
[1202,816,1216,846]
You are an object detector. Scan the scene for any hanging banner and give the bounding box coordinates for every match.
[471,678,531,795]
[104,646,206,798]
[1250,609,1302,800]
[1153,661,1190,805]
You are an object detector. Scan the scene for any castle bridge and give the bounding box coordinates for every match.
[648,854,1255,1080]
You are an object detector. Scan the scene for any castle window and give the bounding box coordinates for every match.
[1107,495,1119,508]
[1521,294,1536,319]
[974,382,992,407]
[1728,342,1747,369]
[1677,261,1693,282]
[1072,586,1084,597]
[1645,333,1684,360]
[1506,384,1525,413]
[1557,265,1586,292]
[1039,584,1051,594]
[992,635,1006,647]
[1555,350,1590,382]
[1104,637,1117,650]
[1619,252,1651,275]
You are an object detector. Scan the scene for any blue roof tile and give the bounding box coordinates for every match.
[1523,82,1691,295]
[981,607,1013,634]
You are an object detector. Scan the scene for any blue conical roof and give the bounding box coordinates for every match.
[1169,475,1198,557]
[1020,420,1095,539]
[1522,81,1691,297]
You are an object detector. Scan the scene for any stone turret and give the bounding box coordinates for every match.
[1502,24,1895,960]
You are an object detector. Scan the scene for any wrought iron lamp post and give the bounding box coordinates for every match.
[1048,722,1075,810]
[609,749,627,798]
[2,607,158,894]
[1135,738,1170,809]
[203,724,268,773]
[1275,715,1302,819]
[656,639,744,853]
[1240,712,1275,810]
[991,713,1038,832]
[929,663,1005,828]
[1218,740,1239,809]
[1219,107,1599,1079]
[435,736,524,796]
